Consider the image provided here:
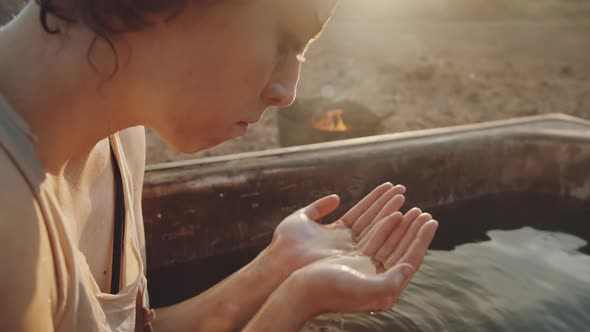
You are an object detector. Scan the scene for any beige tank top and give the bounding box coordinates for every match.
[0,96,155,332]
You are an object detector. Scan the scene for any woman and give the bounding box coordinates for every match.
[0,0,439,331]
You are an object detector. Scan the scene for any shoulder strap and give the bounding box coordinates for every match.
[109,137,126,295]
[0,96,45,189]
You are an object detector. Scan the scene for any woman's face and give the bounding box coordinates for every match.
[120,0,338,153]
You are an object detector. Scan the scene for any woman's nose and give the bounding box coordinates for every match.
[262,56,301,107]
[262,81,297,107]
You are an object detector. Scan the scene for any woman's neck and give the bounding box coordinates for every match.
[0,4,137,175]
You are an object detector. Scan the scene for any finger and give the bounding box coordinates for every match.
[302,194,341,221]
[356,211,401,251]
[374,208,422,264]
[394,221,439,294]
[350,263,414,312]
[383,213,432,268]
[356,194,406,241]
[369,263,414,309]
[351,186,406,235]
[357,212,403,255]
[396,220,439,270]
[340,182,395,227]
[383,263,414,292]
[382,263,416,310]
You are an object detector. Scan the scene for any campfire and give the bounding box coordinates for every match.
[277,98,384,147]
[312,108,350,132]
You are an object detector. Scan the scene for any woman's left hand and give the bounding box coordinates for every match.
[267,182,407,274]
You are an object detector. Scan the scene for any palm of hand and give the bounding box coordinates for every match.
[274,217,354,259]
[271,183,406,270]
[298,209,438,314]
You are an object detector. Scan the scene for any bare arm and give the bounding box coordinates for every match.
[0,152,57,331]
[120,127,291,331]
[152,246,290,331]
[241,276,312,332]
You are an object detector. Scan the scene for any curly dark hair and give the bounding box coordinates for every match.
[36,0,190,76]
[36,0,188,34]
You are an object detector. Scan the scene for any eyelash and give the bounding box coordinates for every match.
[296,52,307,64]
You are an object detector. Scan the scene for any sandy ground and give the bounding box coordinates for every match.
[146,2,590,164]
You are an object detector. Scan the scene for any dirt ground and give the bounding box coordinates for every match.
[146,0,590,164]
[2,1,588,164]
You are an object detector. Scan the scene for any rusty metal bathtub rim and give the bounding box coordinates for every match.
[144,113,590,186]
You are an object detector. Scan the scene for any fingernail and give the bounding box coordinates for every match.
[394,265,414,285]
[394,194,405,200]
[401,265,414,279]
[392,211,403,218]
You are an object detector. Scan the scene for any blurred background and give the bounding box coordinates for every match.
[2,0,589,163]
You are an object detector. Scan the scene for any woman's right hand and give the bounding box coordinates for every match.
[285,209,438,316]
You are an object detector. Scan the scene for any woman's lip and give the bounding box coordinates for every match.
[236,121,249,130]
[237,120,259,125]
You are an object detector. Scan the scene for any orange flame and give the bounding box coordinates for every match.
[312,109,350,132]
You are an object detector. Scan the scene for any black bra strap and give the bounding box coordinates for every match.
[109,138,126,295]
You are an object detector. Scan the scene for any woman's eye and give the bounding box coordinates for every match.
[279,32,308,63]
[296,52,307,63]
[292,42,308,63]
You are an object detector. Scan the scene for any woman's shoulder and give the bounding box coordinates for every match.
[0,145,58,331]
[0,145,42,219]
[0,146,49,251]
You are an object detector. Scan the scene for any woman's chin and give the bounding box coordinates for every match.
[157,126,243,155]
[176,140,223,154]
[160,135,219,155]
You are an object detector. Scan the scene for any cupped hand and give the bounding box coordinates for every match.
[269,182,407,271]
[290,209,438,315]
